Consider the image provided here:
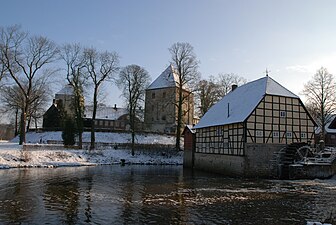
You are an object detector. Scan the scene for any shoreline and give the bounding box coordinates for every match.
[0,142,183,170]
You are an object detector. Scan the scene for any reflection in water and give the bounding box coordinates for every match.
[0,166,334,225]
[43,175,80,224]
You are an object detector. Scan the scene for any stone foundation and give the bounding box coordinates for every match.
[191,143,286,178]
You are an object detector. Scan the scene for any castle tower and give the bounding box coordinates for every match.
[54,84,75,117]
[144,65,194,134]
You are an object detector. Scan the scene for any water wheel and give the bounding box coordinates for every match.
[295,146,314,162]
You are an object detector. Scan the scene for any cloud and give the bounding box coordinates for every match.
[286,52,336,74]
[285,65,313,73]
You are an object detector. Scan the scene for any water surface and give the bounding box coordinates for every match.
[0,166,334,224]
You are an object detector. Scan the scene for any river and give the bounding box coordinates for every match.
[0,165,334,225]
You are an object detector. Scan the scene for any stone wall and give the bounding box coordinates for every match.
[244,143,286,177]
[192,143,285,178]
[193,153,245,176]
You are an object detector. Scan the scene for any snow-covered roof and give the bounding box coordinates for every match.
[147,65,180,90]
[56,84,74,96]
[315,115,336,134]
[183,125,195,134]
[84,105,128,120]
[194,76,300,129]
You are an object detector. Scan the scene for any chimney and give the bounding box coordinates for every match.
[231,84,238,91]
[114,104,117,110]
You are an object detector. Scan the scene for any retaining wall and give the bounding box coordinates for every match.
[192,143,286,177]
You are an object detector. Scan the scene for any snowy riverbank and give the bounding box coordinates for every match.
[0,132,183,169]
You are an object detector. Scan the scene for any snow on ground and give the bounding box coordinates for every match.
[11,131,176,145]
[1,132,182,169]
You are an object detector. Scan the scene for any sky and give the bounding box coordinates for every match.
[1,0,336,107]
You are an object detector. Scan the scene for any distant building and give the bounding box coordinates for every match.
[144,65,194,134]
[43,85,74,130]
[318,115,336,146]
[187,76,316,177]
[83,104,143,132]
[43,85,142,132]
[0,124,15,140]
[43,103,62,130]
[54,84,75,117]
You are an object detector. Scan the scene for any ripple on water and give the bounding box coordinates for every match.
[0,166,334,224]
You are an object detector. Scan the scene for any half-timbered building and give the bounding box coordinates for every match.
[191,76,316,177]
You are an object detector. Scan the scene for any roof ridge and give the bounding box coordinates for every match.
[194,76,299,129]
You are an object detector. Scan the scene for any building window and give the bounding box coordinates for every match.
[301,133,306,138]
[216,128,222,136]
[280,111,286,118]
[163,92,166,98]
[273,131,279,137]
[152,93,155,99]
[162,115,166,121]
[286,132,292,138]
[256,130,263,137]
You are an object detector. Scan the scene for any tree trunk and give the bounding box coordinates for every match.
[19,109,26,145]
[26,116,31,132]
[35,117,38,131]
[15,108,18,136]
[90,87,98,150]
[78,131,83,149]
[131,130,135,156]
[175,87,183,150]
[130,109,135,156]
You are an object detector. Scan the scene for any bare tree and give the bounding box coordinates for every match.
[217,73,247,97]
[195,76,222,117]
[195,73,246,117]
[26,77,50,131]
[0,77,49,131]
[84,47,119,150]
[0,25,58,144]
[169,42,200,150]
[302,67,336,142]
[117,64,150,156]
[60,43,87,149]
